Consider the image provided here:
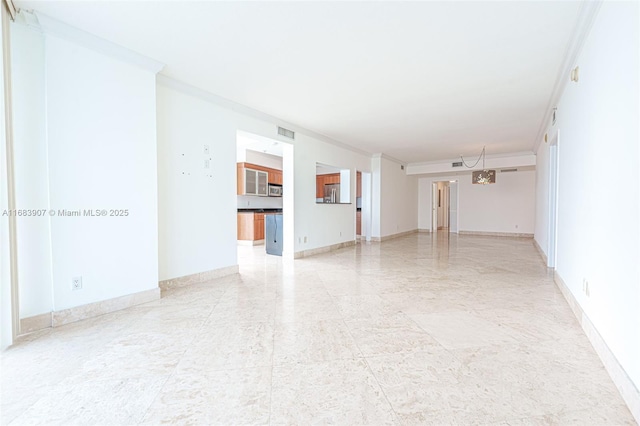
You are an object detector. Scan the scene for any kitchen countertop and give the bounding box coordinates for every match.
[237,208,283,213]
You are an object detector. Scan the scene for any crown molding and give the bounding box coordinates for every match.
[157,74,373,158]
[531,0,602,153]
[19,10,164,74]
[372,153,406,166]
[406,152,536,176]
[408,150,534,168]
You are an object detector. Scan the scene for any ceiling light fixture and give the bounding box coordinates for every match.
[460,147,496,185]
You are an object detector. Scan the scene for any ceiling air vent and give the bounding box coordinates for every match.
[277,126,295,140]
[500,168,518,173]
[452,161,463,167]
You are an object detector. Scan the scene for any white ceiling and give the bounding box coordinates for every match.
[237,131,284,158]
[18,1,583,163]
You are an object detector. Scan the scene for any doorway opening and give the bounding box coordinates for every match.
[431,180,458,233]
[235,131,293,265]
[354,170,372,242]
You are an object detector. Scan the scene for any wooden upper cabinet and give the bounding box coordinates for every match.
[237,162,282,195]
[237,163,245,195]
[316,175,324,198]
[268,170,283,185]
[315,173,341,199]
[325,173,340,184]
[356,171,362,198]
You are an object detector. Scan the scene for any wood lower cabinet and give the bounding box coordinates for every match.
[356,210,362,235]
[238,212,279,242]
[254,213,265,240]
[238,212,264,241]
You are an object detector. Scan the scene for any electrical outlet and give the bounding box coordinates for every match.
[304,236,307,243]
[72,276,82,291]
[204,159,210,169]
[582,278,590,297]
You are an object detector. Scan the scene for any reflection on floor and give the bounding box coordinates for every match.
[1,233,635,424]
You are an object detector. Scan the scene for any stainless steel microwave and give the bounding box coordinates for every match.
[268,185,283,197]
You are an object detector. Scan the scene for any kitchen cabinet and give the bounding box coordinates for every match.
[315,173,341,199]
[356,210,362,235]
[237,164,268,196]
[237,162,282,195]
[237,212,266,241]
[356,171,362,198]
[316,176,324,198]
[324,173,340,184]
[268,170,283,185]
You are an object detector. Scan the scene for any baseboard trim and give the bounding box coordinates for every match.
[20,312,52,334]
[532,238,548,265]
[18,288,161,333]
[458,230,534,238]
[159,265,239,290]
[418,228,432,233]
[294,240,356,259]
[371,229,419,242]
[52,288,160,328]
[554,271,640,423]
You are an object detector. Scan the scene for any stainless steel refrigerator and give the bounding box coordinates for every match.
[324,183,340,203]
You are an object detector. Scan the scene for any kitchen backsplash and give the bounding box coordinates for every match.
[237,195,283,209]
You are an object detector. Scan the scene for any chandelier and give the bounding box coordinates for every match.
[460,147,496,185]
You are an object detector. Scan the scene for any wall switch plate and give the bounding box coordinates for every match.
[72,276,82,291]
[204,145,210,155]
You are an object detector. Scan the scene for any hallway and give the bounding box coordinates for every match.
[1,234,634,424]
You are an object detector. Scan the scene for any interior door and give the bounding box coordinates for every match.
[449,182,458,233]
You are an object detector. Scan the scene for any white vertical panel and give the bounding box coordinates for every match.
[449,182,458,233]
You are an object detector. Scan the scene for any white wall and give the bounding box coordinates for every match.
[244,150,282,170]
[45,36,159,311]
[535,1,639,391]
[534,135,550,253]
[236,195,283,210]
[157,83,238,280]
[10,21,52,317]
[371,157,382,237]
[418,170,536,234]
[290,132,371,250]
[460,170,535,234]
[157,77,373,276]
[1,4,13,348]
[9,19,160,315]
[376,156,418,238]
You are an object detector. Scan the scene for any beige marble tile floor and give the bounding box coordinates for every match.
[1,233,636,425]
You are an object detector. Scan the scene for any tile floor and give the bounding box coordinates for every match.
[1,233,636,425]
